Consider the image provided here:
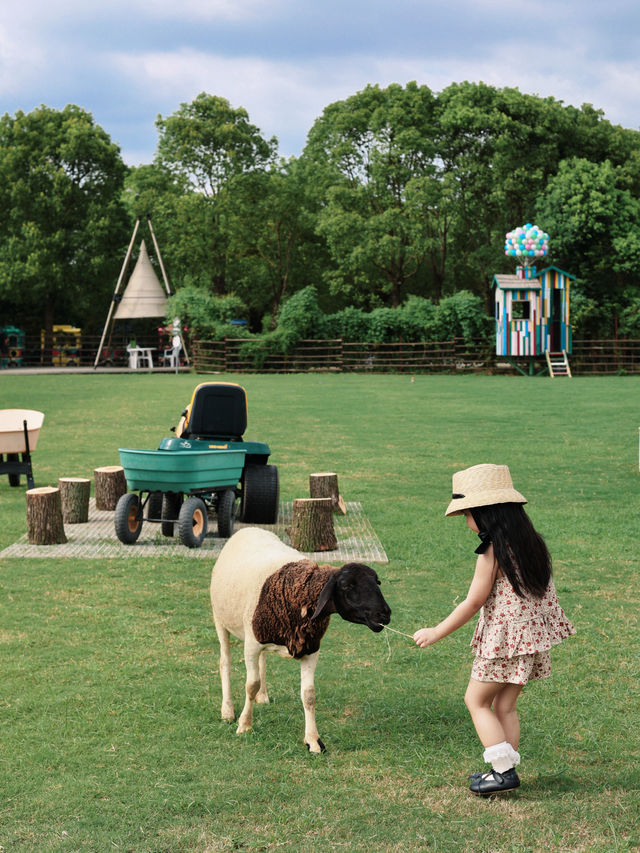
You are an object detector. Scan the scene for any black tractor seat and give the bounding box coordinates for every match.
[178,382,248,442]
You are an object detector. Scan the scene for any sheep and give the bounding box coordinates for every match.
[210,526,391,753]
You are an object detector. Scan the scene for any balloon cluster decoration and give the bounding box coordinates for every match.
[504,223,549,261]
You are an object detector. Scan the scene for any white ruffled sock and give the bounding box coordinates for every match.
[483,741,521,774]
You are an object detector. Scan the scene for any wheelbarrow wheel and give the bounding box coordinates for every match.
[114,493,143,544]
[178,496,208,548]
[161,491,183,537]
[7,453,20,487]
[217,488,238,538]
[147,491,163,521]
[240,464,279,524]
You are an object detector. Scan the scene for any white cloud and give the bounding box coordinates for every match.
[110,48,368,155]
[136,0,287,21]
[0,19,46,97]
[111,41,640,166]
[2,0,639,166]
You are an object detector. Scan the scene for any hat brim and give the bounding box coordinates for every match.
[445,489,527,517]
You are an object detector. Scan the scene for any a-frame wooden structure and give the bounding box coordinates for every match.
[93,216,182,369]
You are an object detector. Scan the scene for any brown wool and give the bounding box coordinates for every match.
[252,560,338,658]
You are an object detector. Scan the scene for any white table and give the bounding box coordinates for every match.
[127,347,155,369]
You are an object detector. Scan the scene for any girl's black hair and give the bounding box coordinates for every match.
[470,503,551,598]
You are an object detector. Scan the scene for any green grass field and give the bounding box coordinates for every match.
[0,372,638,852]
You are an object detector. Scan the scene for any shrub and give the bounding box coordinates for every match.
[166,280,247,337]
[617,290,640,338]
[433,291,493,343]
[399,296,439,341]
[570,287,615,339]
[324,306,371,341]
[273,286,323,350]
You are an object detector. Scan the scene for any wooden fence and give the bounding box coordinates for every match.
[192,337,640,375]
[192,338,502,374]
[571,339,640,374]
[5,333,640,375]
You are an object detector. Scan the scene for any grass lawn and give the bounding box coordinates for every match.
[0,372,638,852]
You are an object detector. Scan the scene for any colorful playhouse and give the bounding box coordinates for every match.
[494,224,574,376]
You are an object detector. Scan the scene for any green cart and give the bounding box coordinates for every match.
[114,382,279,548]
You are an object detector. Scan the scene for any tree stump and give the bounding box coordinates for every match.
[26,486,67,545]
[309,472,347,515]
[94,465,127,511]
[58,477,91,524]
[289,498,337,552]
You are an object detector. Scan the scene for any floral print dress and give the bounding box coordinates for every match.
[470,575,575,685]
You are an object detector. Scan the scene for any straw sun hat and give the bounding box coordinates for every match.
[445,464,527,517]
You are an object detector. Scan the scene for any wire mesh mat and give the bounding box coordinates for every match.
[0,499,388,563]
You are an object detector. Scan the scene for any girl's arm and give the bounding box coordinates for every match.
[413,548,497,648]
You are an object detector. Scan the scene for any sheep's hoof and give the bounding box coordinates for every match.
[256,694,269,705]
[306,738,326,755]
[236,722,252,734]
[221,704,235,722]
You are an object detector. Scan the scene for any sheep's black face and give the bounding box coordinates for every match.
[333,563,391,632]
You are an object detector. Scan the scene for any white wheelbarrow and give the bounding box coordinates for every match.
[0,409,45,489]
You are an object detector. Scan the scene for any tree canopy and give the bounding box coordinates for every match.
[3,84,640,342]
[0,104,129,335]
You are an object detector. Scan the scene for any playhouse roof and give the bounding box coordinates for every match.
[113,240,168,319]
[536,265,577,280]
[492,274,541,290]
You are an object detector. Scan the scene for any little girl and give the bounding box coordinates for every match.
[413,464,575,796]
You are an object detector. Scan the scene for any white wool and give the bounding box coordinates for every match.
[210,527,301,640]
[210,527,328,752]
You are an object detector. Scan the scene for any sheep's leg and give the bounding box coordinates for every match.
[237,639,263,734]
[300,652,325,754]
[256,649,269,704]
[215,621,235,721]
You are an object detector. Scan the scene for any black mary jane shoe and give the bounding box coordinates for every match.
[469,767,520,796]
[468,771,483,781]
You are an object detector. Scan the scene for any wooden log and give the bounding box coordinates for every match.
[309,472,346,515]
[58,477,91,524]
[94,465,127,511]
[26,486,67,545]
[289,497,337,552]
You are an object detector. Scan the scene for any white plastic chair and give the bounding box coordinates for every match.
[163,335,181,367]
[126,346,139,369]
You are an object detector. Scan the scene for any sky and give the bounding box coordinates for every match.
[1,0,639,167]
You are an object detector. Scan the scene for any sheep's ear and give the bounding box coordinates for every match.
[312,575,337,619]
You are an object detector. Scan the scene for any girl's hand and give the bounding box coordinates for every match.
[413,627,439,648]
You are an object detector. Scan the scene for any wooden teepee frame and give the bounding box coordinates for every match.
[93,215,177,369]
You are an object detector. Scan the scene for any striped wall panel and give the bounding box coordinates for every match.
[494,268,572,356]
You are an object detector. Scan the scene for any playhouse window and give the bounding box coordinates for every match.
[511,300,530,320]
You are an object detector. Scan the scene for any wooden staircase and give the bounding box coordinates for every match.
[545,350,572,378]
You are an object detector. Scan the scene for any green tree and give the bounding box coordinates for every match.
[0,104,129,335]
[435,83,585,296]
[153,93,278,296]
[223,158,329,327]
[536,158,640,302]
[155,93,277,198]
[303,82,440,307]
[124,164,222,294]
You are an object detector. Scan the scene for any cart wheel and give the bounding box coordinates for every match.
[217,489,238,538]
[161,491,183,537]
[7,453,20,487]
[178,496,208,548]
[114,493,143,544]
[241,464,280,524]
[147,491,163,521]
